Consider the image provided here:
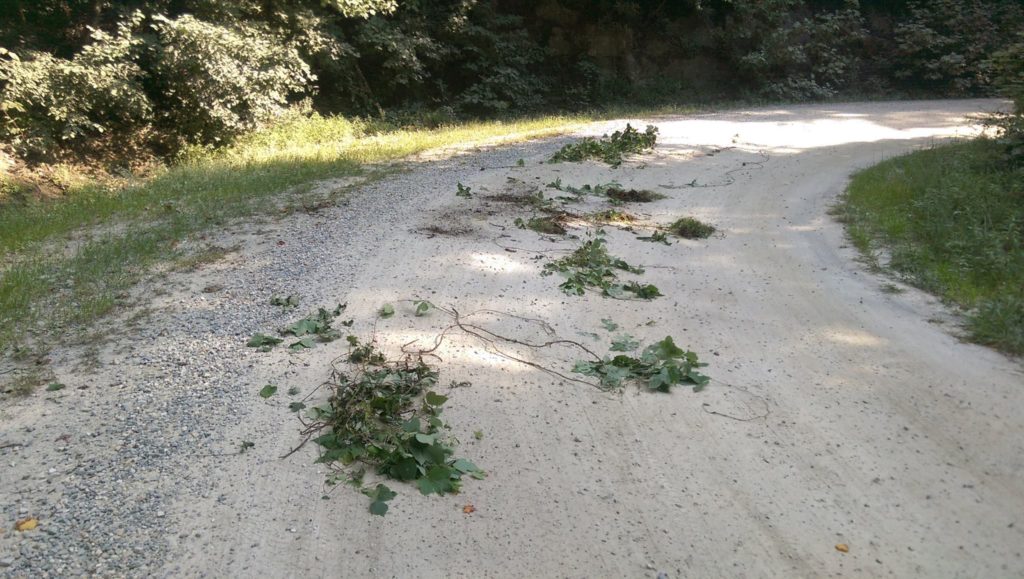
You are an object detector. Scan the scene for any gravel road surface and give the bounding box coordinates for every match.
[1,99,1020,578]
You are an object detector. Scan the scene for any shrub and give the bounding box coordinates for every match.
[990,35,1024,162]
[147,15,314,146]
[713,0,867,100]
[445,10,546,115]
[891,0,1024,95]
[0,15,151,160]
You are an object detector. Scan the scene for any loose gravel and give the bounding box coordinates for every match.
[0,136,576,577]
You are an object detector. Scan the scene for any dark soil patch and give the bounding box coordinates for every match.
[670,217,716,239]
[606,187,665,203]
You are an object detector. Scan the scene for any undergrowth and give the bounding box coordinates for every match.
[836,138,1024,355]
[670,217,716,239]
[549,124,658,167]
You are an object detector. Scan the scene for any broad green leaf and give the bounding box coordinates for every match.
[424,391,448,407]
[452,459,484,479]
[369,501,389,516]
[392,458,420,481]
[288,401,306,412]
[600,318,619,331]
[379,303,395,318]
[610,334,640,351]
[416,478,437,495]
[247,333,282,348]
[647,336,685,360]
[289,336,316,351]
[414,300,433,316]
[601,365,632,387]
[284,319,320,336]
[46,382,65,391]
[259,384,278,398]
[402,417,421,432]
[572,360,600,375]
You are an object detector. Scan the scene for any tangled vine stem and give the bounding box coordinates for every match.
[280,302,770,462]
[400,305,605,389]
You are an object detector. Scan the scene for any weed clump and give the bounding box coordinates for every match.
[605,187,665,203]
[550,124,659,167]
[304,337,484,515]
[588,209,636,224]
[515,215,568,235]
[573,336,709,392]
[670,217,716,239]
[246,303,351,352]
[547,179,664,204]
[542,236,660,299]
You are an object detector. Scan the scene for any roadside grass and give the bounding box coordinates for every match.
[836,138,1024,355]
[0,113,592,359]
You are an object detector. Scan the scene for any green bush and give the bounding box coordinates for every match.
[445,10,545,115]
[147,15,314,146]
[721,1,866,100]
[892,0,1024,95]
[0,15,151,159]
[990,35,1024,163]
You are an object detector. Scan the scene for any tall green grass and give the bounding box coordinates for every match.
[837,138,1024,354]
[0,112,588,353]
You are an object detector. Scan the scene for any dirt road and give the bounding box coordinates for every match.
[1,100,1021,578]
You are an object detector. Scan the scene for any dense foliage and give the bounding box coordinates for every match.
[1,0,1022,161]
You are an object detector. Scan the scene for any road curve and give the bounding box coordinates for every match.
[1,100,1020,578]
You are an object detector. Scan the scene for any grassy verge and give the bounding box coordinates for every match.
[0,112,594,357]
[836,138,1024,355]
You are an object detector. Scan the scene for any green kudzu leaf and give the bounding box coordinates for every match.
[416,478,438,495]
[452,458,485,479]
[284,319,320,336]
[379,303,395,318]
[289,336,316,351]
[610,334,640,352]
[648,336,685,360]
[392,458,420,481]
[46,382,65,391]
[247,333,282,348]
[601,365,632,388]
[288,401,306,412]
[600,318,619,331]
[259,384,278,398]
[402,417,421,433]
[424,391,448,407]
[414,300,433,316]
[415,433,436,445]
[270,295,300,308]
[364,483,397,502]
